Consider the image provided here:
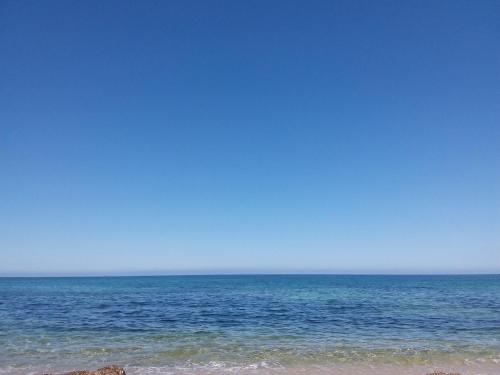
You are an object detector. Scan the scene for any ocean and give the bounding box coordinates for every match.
[0,275,499,374]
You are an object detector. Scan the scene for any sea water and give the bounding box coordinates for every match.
[0,275,499,374]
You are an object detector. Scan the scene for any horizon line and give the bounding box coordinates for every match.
[1,271,499,278]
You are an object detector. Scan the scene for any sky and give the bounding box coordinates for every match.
[1,0,499,276]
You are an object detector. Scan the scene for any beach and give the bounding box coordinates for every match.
[5,363,498,375]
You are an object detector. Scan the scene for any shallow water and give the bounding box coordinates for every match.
[0,275,499,374]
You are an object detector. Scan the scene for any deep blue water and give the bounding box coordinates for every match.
[0,275,499,373]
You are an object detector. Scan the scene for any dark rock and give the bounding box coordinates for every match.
[93,367,125,375]
[44,365,125,375]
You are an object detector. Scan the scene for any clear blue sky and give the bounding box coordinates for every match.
[1,0,499,276]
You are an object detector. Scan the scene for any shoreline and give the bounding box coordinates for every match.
[4,361,500,375]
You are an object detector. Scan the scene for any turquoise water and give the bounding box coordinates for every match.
[0,275,499,374]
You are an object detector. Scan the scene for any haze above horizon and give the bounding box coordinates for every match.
[1,0,499,276]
